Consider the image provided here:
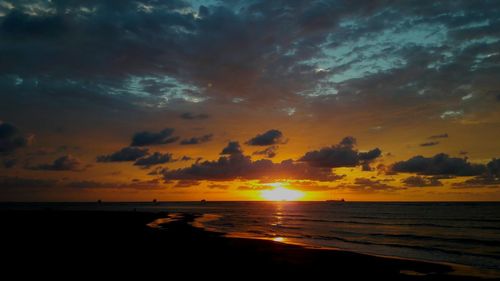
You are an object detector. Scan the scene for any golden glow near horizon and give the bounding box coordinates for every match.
[261,183,304,201]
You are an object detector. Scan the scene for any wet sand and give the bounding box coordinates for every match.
[1,210,497,280]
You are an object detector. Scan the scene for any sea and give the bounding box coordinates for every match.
[2,201,499,274]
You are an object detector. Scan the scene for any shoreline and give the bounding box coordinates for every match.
[172,212,500,280]
[2,209,498,279]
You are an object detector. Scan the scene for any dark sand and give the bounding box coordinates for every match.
[1,210,497,280]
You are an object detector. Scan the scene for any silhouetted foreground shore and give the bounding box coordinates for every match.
[1,210,496,280]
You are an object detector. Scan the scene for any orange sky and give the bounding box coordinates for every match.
[1,1,499,201]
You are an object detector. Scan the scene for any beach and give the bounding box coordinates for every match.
[1,209,497,280]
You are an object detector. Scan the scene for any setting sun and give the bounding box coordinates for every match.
[261,187,304,201]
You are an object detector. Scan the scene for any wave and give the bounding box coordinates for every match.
[292,218,500,230]
[314,235,500,261]
[270,223,302,230]
[367,233,500,247]
[351,216,500,223]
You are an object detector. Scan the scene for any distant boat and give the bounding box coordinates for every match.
[326,198,345,203]
[200,199,207,204]
[152,199,158,204]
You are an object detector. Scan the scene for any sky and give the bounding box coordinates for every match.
[0,0,499,201]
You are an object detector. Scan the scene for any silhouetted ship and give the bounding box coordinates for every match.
[200,199,207,204]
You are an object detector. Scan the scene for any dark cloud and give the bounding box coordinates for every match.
[180,112,210,120]
[246,129,287,146]
[340,136,356,147]
[174,180,201,188]
[0,176,165,190]
[452,159,500,188]
[220,141,243,155]
[361,163,373,171]
[131,128,179,146]
[0,122,31,154]
[428,133,448,139]
[162,151,345,182]
[253,146,278,158]
[420,141,440,147]
[180,134,213,145]
[97,147,149,162]
[359,148,383,161]
[487,159,500,178]
[1,10,66,38]
[134,152,174,167]
[401,176,443,187]
[65,179,165,190]
[336,178,400,193]
[391,153,486,176]
[30,155,84,171]
[299,137,381,168]
[452,176,500,188]
[0,0,498,126]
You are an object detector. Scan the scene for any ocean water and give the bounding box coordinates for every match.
[3,201,500,273]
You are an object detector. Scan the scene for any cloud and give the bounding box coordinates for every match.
[238,185,272,191]
[246,129,286,146]
[391,153,486,176]
[30,155,84,171]
[131,128,179,146]
[253,146,278,158]
[174,180,201,188]
[452,159,500,188]
[97,147,149,162]
[134,152,174,167]
[452,176,500,188]
[237,185,271,191]
[0,175,166,190]
[420,141,439,147]
[440,110,464,120]
[1,0,499,130]
[162,151,344,182]
[180,112,209,120]
[336,178,400,193]
[0,122,32,154]
[487,159,500,177]
[220,141,243,155]
[207,184,229,190]
[289,181,336,192]
[180,134,213,145]
[299,136,381,168]
[65,179,165,190]
[401,176,443,187]
[428,133,448,139]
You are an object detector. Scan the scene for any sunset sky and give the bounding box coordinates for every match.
[1,0,499,201]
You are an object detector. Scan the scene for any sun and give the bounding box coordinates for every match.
[261,186,304,201]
